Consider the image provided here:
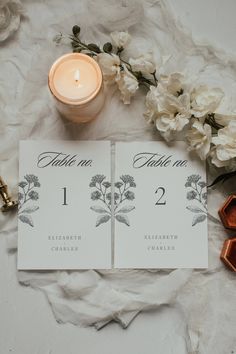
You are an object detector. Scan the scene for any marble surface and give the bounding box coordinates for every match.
[0,1,236,353]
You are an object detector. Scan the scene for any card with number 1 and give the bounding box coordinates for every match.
[18,140,111,269]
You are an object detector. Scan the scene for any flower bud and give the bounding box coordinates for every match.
[72,25,80,36]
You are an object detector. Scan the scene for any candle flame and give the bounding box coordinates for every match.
[74,69,80,82]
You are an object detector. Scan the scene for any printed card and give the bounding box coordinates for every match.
[18,140,111,269]
[114,142,208,268]
[18,140,208,269]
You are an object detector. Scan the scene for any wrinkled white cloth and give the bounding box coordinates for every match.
[1,1,236,353]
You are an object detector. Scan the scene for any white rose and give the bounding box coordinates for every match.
[116,66,138,104]
[110,31,131,48]
[190,85,224,118]
[211,120,236,167]
[0,0,23,42]
[144,85,191,141]
[97,53,121,81]
[186,120,212,160]
[129,53,156,74]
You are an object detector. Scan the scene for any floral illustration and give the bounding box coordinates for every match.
[18,174,40,227]
[185,174,207,227]
[114,175,136,226]
[89,174,136,227]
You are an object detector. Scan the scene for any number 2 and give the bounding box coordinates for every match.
[62,187,68,205]
[155,187,166,205]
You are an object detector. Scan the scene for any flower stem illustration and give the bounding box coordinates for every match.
[18,174,40,227]
[114,175,136,226]
[185,174,207,226]
[89,174,136,227]
[89,174,111,227]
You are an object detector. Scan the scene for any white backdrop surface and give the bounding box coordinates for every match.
[1,1,236,353]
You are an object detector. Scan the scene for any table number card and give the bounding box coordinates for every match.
[114,142,208,269]
[18,140,208,270]
[18,140,111,270]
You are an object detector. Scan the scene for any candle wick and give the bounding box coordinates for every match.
[74,69,80,83]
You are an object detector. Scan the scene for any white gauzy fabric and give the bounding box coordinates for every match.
[1,0,236,353]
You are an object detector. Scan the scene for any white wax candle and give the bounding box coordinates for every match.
[48,53,104,123]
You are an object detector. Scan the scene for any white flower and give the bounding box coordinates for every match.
[214,113,236,127]
[0,0,23,42]
[97,53,121,81]
[211,120,236,167]
[97,54,138,103]
[155,94,191,141]
[144,85,159,124]
[157,72,187,97]
[110,31,131,48]
[190,85,224,118]
[144,73,189,123]
[145,86,191,141]
[186,120,212,160]
[116,66,138,104]
[129,53,156,74]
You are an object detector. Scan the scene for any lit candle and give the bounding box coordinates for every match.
[48,53,104,123]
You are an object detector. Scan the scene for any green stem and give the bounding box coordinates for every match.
[204,114,224,131]
[69,36,98,56]
[70,34,157,87]
[152,71,158,86]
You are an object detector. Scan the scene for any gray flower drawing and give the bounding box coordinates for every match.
[114,175,136,226]
[89,174,136,227]
[185,174,207,226]
[18,174,40,227]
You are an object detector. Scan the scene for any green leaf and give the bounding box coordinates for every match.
[85,52,96,57]
[87,43,101,53]
[103,42,113,53]
[208,170,236,188]
[72,25,80,36]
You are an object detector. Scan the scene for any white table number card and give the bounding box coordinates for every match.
[114,142,208,269]
[18,140,208,270]
[18,140,111,270]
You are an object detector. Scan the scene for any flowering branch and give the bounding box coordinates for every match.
[56,25,236,185]
[69,25,158,102]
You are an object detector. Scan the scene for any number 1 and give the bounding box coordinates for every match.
[62,187,68,205]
